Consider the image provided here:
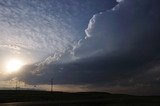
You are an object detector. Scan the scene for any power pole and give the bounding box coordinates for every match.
[51,78,53,92]
[15,81,17,91]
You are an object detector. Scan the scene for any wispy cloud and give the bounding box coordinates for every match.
[0,0,77,63]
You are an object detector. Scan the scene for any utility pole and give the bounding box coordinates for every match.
[15,81,17,91]
[51,78,53,92]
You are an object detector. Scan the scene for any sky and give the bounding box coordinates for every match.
[0,0,160,95]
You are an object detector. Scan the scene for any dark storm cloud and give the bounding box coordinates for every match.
[76,0,160,58]
[17,54,143,85]
[73,0,160,88]
[9,0,160,94]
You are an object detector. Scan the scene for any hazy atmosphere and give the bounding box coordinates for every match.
[0,0,160,95]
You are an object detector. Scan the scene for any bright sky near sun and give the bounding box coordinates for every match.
[5,58,23,73]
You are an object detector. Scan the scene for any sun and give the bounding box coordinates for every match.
[5,58,23,73]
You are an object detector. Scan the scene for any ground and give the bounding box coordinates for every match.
[0,90,160,106]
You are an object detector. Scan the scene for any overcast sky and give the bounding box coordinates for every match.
[0,0,160,95]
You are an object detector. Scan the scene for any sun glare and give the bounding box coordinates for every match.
[5,59,23,73]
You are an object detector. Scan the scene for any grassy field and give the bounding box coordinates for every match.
[0,90,160,105]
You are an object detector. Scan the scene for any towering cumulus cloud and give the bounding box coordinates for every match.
[74,0,160,94]
[80,0,160,58]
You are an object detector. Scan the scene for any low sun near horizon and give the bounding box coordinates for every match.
[5,58,24,73]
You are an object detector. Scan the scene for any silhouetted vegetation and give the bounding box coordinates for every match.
[0,90,160,106]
